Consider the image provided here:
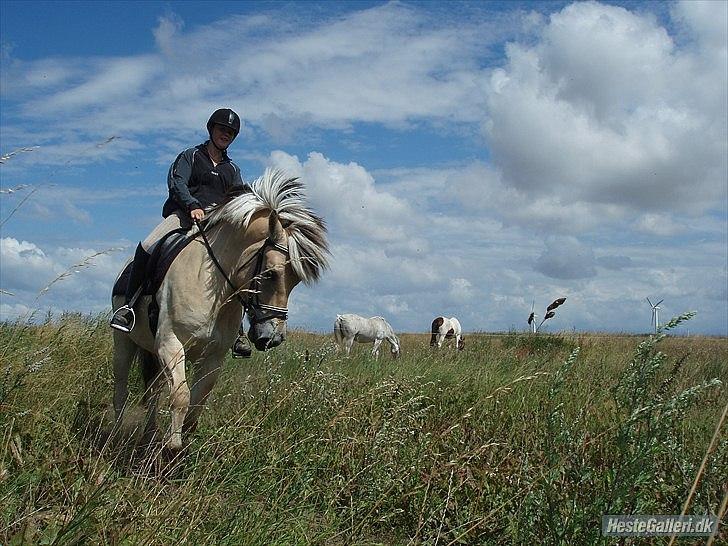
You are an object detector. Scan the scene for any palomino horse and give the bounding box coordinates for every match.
[333,314,401,359]
[112,169,329,451]
[430,316,465,350]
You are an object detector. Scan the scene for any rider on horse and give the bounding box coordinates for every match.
[110,108,253,358]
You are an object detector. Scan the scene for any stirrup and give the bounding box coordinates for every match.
[110,305,136,333]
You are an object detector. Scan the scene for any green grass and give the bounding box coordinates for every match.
[1,314,726,544]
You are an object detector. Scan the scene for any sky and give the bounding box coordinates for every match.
[0,0,726,335]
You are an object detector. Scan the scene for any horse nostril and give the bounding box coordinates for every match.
[256,337,270,346]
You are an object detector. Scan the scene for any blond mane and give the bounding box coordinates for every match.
[203,168,329,284]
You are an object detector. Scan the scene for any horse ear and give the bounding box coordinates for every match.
[268,210,286,244]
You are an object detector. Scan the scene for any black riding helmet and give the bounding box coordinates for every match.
[207,108,241,137]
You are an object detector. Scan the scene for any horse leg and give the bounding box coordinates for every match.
[113,330,138,422]
[139,350,164,447]
[345,337,355,356]
[372,339,382,359]
[156,333,189,451]
[183,356,224,436]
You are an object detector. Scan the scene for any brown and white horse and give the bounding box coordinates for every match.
[430,316,464,350]
[111,169,329,451]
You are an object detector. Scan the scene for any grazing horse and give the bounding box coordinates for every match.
[111,169,329,451]
[333,314,401,359]
[430,316,465,350]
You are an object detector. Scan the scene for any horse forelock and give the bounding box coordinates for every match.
[202,168,330,284]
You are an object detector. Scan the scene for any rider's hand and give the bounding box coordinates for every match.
[190,208,205,221]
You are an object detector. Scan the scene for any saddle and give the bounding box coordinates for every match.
[112,228,195,333]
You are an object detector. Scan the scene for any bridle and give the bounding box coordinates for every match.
[194,219,289,325]
[244,238,290,323]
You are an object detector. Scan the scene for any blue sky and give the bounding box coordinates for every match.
[1,0,726,335]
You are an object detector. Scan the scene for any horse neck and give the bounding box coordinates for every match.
[205,219,263,294]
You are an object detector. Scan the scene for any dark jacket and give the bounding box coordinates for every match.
[162,142,248,218]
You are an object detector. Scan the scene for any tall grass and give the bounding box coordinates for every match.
[1,316,726,544]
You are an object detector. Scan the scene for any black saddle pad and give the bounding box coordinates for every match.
[112,228,194,297]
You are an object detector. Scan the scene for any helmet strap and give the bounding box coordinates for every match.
[209,135,227,152]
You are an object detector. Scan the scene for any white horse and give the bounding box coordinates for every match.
[430,316,464,350]
[111,170,329,451]
[333,314,401,359]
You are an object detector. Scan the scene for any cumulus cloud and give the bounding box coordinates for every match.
[449,278,474,303]
[483,0,727,220]
[268,150,423,248]
[0,237,125,320]
[633,213,686,236]
[535,236,597,280]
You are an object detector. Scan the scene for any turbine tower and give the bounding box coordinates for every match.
[646,297,663,334]
[528,300,536,334]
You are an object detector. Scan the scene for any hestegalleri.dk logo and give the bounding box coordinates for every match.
[602,514,719,537]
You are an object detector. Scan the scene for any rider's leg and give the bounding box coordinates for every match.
[109,243,151,332]
[110,213,187,332]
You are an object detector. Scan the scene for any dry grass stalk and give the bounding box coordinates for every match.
[0,184,30,195]
[0,186,38,228]
[37,248,121,298]
[484,371,550,400]
[668,398,728,546]
[0,147,39,164]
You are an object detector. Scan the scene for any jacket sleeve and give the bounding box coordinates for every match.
[167,148,201,211]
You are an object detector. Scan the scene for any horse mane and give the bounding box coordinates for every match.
[201,168,330,284]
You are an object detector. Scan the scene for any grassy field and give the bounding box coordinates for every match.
[1,313,726,544]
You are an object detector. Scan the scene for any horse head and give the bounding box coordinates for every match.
[244,210,298,351]
[225,171,328,352]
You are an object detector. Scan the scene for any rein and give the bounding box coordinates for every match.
[194,218,289,323]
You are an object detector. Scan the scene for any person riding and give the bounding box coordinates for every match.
[110,108,253,357]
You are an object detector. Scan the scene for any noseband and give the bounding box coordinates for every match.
[245,238,290,323]
[195,220,289,325]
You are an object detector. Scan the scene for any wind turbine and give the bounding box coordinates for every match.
[528,300,536,334]
[646,297,663,334]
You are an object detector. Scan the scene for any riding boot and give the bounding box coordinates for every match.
[231,318,252,358]
[110,243,150,332]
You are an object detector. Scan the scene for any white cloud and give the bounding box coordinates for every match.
[633,213,685,236]
[483,0,727,220]
[0,237,126,321]
[0,238,56,291]
[672,0,728,51]
[268,150,421,246]
[535,236,597,280]
[449,278,474,303]
[381,295,411,317]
